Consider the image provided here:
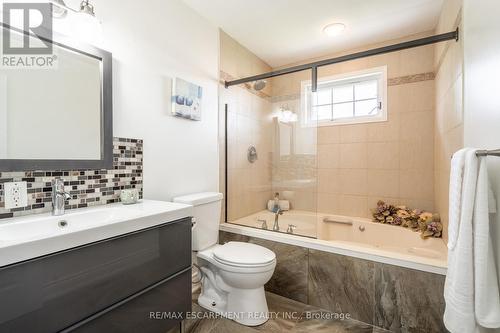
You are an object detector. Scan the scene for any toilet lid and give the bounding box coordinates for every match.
[213,242,276,267]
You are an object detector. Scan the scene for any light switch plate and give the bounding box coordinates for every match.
[4,182,28,210]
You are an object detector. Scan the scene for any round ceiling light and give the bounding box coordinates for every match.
[323,23,346,36]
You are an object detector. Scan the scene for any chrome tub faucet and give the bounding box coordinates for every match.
[273,209,283,231]
[286,224,297,234]
[52,178,70,216]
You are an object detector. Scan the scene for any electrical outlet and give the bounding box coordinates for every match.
[4,182,28,210]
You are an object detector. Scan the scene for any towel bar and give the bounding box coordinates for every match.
[450,149,500,158]
[476,149,500,157]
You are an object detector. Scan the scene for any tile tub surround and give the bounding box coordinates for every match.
[433,1,464,242]
[0,137,143,219]
[219,231,447,333]
[268,32,437,220]
[220,30,275,223]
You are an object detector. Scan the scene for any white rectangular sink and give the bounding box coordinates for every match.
[0,200,193,267]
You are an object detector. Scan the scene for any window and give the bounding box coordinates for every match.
[301,66,387,126]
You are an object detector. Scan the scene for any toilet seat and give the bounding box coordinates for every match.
[213,242,276,267]
[197,243,276,273]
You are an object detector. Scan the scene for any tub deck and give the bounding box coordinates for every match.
[225,209,447,275]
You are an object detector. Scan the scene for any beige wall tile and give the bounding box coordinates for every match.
[399,137,434,171]
[318,144,340,169]
[387,85,403,114]
[433,0,464,241]
[400,111,434,142]
[340,124,368,143]
[366,114,400,142]
[367,51,401,78]
[400,45,435,75]
[318,168,341,194]
[221,33,290,220]
[339,143,368,169]
[317,126,341,144]
[339,169,368,196]
[398,81,435,113]
[367,169,400,198]
[291,190,317,211]
[400,169,434,200]
[367,142,400,169]
[338,195,369,218]
[317,192,340,215]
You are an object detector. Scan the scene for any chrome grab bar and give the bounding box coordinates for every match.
[323,217,353,226]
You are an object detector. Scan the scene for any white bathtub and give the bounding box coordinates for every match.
[222,210,447,275]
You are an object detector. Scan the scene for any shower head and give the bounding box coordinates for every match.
[253,80,266,91]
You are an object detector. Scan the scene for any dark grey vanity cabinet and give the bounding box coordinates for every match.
[0,217,192,333]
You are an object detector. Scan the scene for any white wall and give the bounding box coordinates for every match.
[62,0,220,201]
[463,0,500,286]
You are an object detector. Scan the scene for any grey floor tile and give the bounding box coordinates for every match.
[186,291,389,333]
[253,292,312,332]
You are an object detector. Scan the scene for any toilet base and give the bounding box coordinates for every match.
[198,280,270,326]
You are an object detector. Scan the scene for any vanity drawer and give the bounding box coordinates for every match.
[0,217,191,333]
[68,268,191,333]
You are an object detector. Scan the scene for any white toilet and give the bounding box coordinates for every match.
[173,192,276,326]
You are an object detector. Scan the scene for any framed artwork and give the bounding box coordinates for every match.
[172,77,202,121]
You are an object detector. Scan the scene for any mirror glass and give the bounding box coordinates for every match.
[0,30,102,160]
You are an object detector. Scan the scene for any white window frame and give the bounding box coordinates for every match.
[300,66,387,127]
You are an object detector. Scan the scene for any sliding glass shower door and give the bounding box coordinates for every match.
[223,68,319,239]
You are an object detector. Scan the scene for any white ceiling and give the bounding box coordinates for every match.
[182,0,444,68]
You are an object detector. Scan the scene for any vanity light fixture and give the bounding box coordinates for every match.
[49,0,102,44]
[78,0,96,16]
[49,0,98,18]
[322,23,346,37]
[50,0,68,18]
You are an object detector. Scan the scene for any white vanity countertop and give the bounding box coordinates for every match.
[0,200,193,267]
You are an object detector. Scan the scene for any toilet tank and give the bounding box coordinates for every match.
[173,192,223,251]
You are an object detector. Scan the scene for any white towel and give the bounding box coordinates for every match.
[444,149,500,333]
[474,157,500,328]
[444,148,477,333]
[448,148,467,250]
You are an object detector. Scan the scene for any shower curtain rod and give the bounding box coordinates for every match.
[225,28,459,92]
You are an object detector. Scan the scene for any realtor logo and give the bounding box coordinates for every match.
[2,3,53,54]
[1,3,57,68]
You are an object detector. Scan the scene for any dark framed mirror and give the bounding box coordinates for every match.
[0,22,112,171]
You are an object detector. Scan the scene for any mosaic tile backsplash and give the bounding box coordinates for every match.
[0,137,143,220]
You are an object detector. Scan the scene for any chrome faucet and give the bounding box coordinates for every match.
[52,179,70,216]
[273,209,283,231]
[286,224,297,234]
